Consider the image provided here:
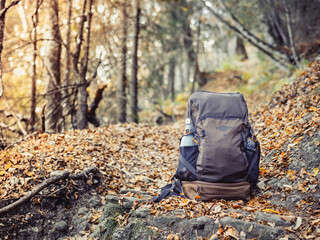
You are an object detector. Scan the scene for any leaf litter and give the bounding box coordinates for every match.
[0,60,319,239]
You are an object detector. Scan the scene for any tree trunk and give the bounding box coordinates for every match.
[117,0,128,123]
[200,0,291,68]
[0,0,19,98]
[282,0,300,66]
[168,57,175,102]
[0,0,5,99]
[236,36,248,61]
[30,0,40,132]
[61,0,72,130]
[130,0,140,123]
[88,84,107,127]
[76,0,93,130]
[260,0,289,48]
[44,0,62,132]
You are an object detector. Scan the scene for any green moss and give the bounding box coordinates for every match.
[103,218,119,240]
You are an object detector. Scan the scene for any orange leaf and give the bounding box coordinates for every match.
[308,106,317,112]
[4,162,12,171]
[26,171,35,177]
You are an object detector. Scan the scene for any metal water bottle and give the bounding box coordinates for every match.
[180,118,196,146]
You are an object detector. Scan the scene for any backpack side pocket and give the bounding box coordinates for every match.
[176,145,199,181]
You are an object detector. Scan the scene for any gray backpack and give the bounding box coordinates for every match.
[154,91,260,202]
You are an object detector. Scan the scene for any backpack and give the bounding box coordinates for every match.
[154,91,260,202]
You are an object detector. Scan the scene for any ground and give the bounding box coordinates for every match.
[0,60,319,239]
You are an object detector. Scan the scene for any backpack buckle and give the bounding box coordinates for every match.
[252,135,258,142]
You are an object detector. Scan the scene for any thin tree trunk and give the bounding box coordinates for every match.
[200,0,291,68]
[236,36,248,61]
[282,0,300,66]
[44,0,62,132]
[76,0,93,129]
[30,0,40,132]
[117,0,127,123]
[130,0,140,123]
[0,0,6,99]
[168,57,175,102]
[62,0,72,130]
[0,0,19,98]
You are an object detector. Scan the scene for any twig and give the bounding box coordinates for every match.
[0,0,21,18]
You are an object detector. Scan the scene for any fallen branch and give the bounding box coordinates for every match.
[0,171,69,215]
[0,166,100,215]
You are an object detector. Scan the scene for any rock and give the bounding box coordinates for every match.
[88,196,101,207]
[78,207,89,215]
[122,197,147,209]
[54,220,68,232]
[112,219,160,240]
[91,216,119,240]
[132,208,152,218]
[219,217,284,240]
[119,189,151,196]
[105,195,121,204]
[255,212,291,226]
[257,181,266,190]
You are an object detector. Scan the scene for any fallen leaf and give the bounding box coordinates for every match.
[262,209,281,214]
[293,217,302,230]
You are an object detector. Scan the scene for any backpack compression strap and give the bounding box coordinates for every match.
[179,153,197,176]
[153,177,183,203]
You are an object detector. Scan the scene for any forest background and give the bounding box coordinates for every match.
[0,0,320,147]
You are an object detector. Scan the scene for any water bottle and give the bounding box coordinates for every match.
[180,118,196,146]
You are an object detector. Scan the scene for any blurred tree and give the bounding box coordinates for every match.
[130,0,141,123]
[117,0,128,123]
[0,0,21,99]
[30,0,41,133]
[43,0,62,132]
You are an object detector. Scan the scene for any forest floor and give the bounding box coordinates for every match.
[0,60,319,239]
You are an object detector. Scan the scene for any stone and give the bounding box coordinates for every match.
[219,217,284,240]
[255,212,291,227]
[105,195,120,204]
[132,208,152,218]
[78,207,89,215]
[54,220,68,232]
[119,189,151,196]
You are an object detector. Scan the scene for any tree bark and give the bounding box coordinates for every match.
[117,0,128,123]
[0,0,5,99]
[236,36,248,61]
[61,0,72,130]
[76,0,94,130]
[130,0,140,123]
[88,84,107,127]
[282,0,300,66]
[168,57,175,102]
[0,0,20,98]
[44,0,62,132]
[30,0,41,132]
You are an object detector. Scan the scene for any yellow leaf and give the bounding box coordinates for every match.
[0,170,6,175]
[4,162,12,171]
[309,106,317,112]
[313,168,319,176]
[27,171,35,176]
[167,234,179,240]
[182,7,188,12]
[263,209,281,214]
